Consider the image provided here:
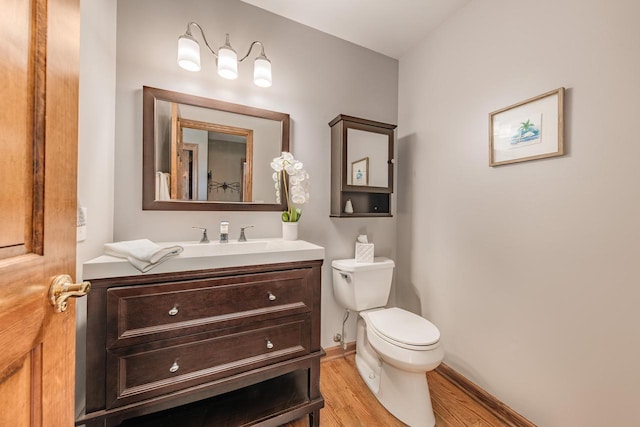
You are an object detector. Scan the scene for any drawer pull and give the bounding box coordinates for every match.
[268,292,277,301]
[169,361,180,373]
[266,340,274,349]
[168,306,179,316]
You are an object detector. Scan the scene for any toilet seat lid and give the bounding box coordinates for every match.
[367,307,440,346]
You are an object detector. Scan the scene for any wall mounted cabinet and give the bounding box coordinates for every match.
[329,114,396,217]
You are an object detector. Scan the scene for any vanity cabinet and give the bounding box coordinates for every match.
[329,114,396,217]
[78,260,324,427]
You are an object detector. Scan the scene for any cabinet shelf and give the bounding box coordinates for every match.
[119,369,321,427]
[330,213,393,218]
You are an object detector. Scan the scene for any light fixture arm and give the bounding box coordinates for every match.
[238,41,269,62]
[184,22,218,58]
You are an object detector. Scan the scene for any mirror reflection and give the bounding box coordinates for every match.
[143,86,289,211]
[346,128,389,187]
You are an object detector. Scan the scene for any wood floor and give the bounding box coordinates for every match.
[283,355,508,427]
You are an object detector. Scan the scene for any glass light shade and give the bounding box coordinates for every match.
[254,56,272,87]
[217,46,238,79]
[177,35,201,72]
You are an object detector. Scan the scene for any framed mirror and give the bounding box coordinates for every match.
[143,86,289,211]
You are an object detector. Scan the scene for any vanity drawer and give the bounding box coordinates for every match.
[106,316,310,409]
[106,268,313,347]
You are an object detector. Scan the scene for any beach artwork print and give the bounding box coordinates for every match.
[489,88,564,166]
[491,113,543,154]
[509,113,542,148]
[351,157,369,186]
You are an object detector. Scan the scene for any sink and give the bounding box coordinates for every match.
[179,240,269,257]
[83,238,325,279]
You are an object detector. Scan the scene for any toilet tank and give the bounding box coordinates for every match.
[331,257,395,311]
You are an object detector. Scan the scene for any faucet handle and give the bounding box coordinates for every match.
[192,226,209,243]
[238,225,254,242]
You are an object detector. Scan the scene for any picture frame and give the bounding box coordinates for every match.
[489,87,564,166]
[351,157,369,186]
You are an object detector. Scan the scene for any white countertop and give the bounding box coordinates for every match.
[82,238,325,280]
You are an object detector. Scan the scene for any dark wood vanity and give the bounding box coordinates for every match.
[77,259,324,427]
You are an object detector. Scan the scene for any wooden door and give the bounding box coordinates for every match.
[182,143,198,200]
[170,102,184,199]
[0,0,81,425]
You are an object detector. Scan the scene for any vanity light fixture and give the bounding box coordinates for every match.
[177,22,272,88]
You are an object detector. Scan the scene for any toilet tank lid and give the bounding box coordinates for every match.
[331,257,395,272]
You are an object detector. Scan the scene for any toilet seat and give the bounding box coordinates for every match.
[366,307,440,351]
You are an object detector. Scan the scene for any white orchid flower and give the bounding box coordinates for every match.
[270,152,310,221]
[282,152,294,161]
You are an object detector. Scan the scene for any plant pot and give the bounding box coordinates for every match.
[282,221,299,241]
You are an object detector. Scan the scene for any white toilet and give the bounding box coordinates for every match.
[331,257,444,427]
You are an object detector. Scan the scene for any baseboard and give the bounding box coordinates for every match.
[322,342,356,362]
[435,363,536,427]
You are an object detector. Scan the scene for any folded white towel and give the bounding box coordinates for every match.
[104,239,183,272]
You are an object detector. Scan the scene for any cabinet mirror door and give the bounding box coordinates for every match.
[346,128,390,188]
[340,119,394,193]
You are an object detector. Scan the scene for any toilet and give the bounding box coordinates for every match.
[331,257,444,427]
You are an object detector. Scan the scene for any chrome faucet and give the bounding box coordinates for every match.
[192,226,209,243]
[238,225,254,242]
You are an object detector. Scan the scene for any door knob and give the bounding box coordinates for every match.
[49,274,91,313]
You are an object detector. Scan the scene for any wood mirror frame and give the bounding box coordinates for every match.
[142,86,289,211]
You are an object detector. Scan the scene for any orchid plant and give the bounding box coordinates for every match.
[271,152,310,222]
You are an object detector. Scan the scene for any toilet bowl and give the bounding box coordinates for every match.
[331,258,444,427]
[362,307,443,372]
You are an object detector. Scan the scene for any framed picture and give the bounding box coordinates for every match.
[351,157,369,186]
[489,87,564,166]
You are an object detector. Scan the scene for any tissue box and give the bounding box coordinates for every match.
[355,242,374,263]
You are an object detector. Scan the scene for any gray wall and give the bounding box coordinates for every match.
[397,0,640,425]
[76,0,117,416]
[112,0,399,349]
